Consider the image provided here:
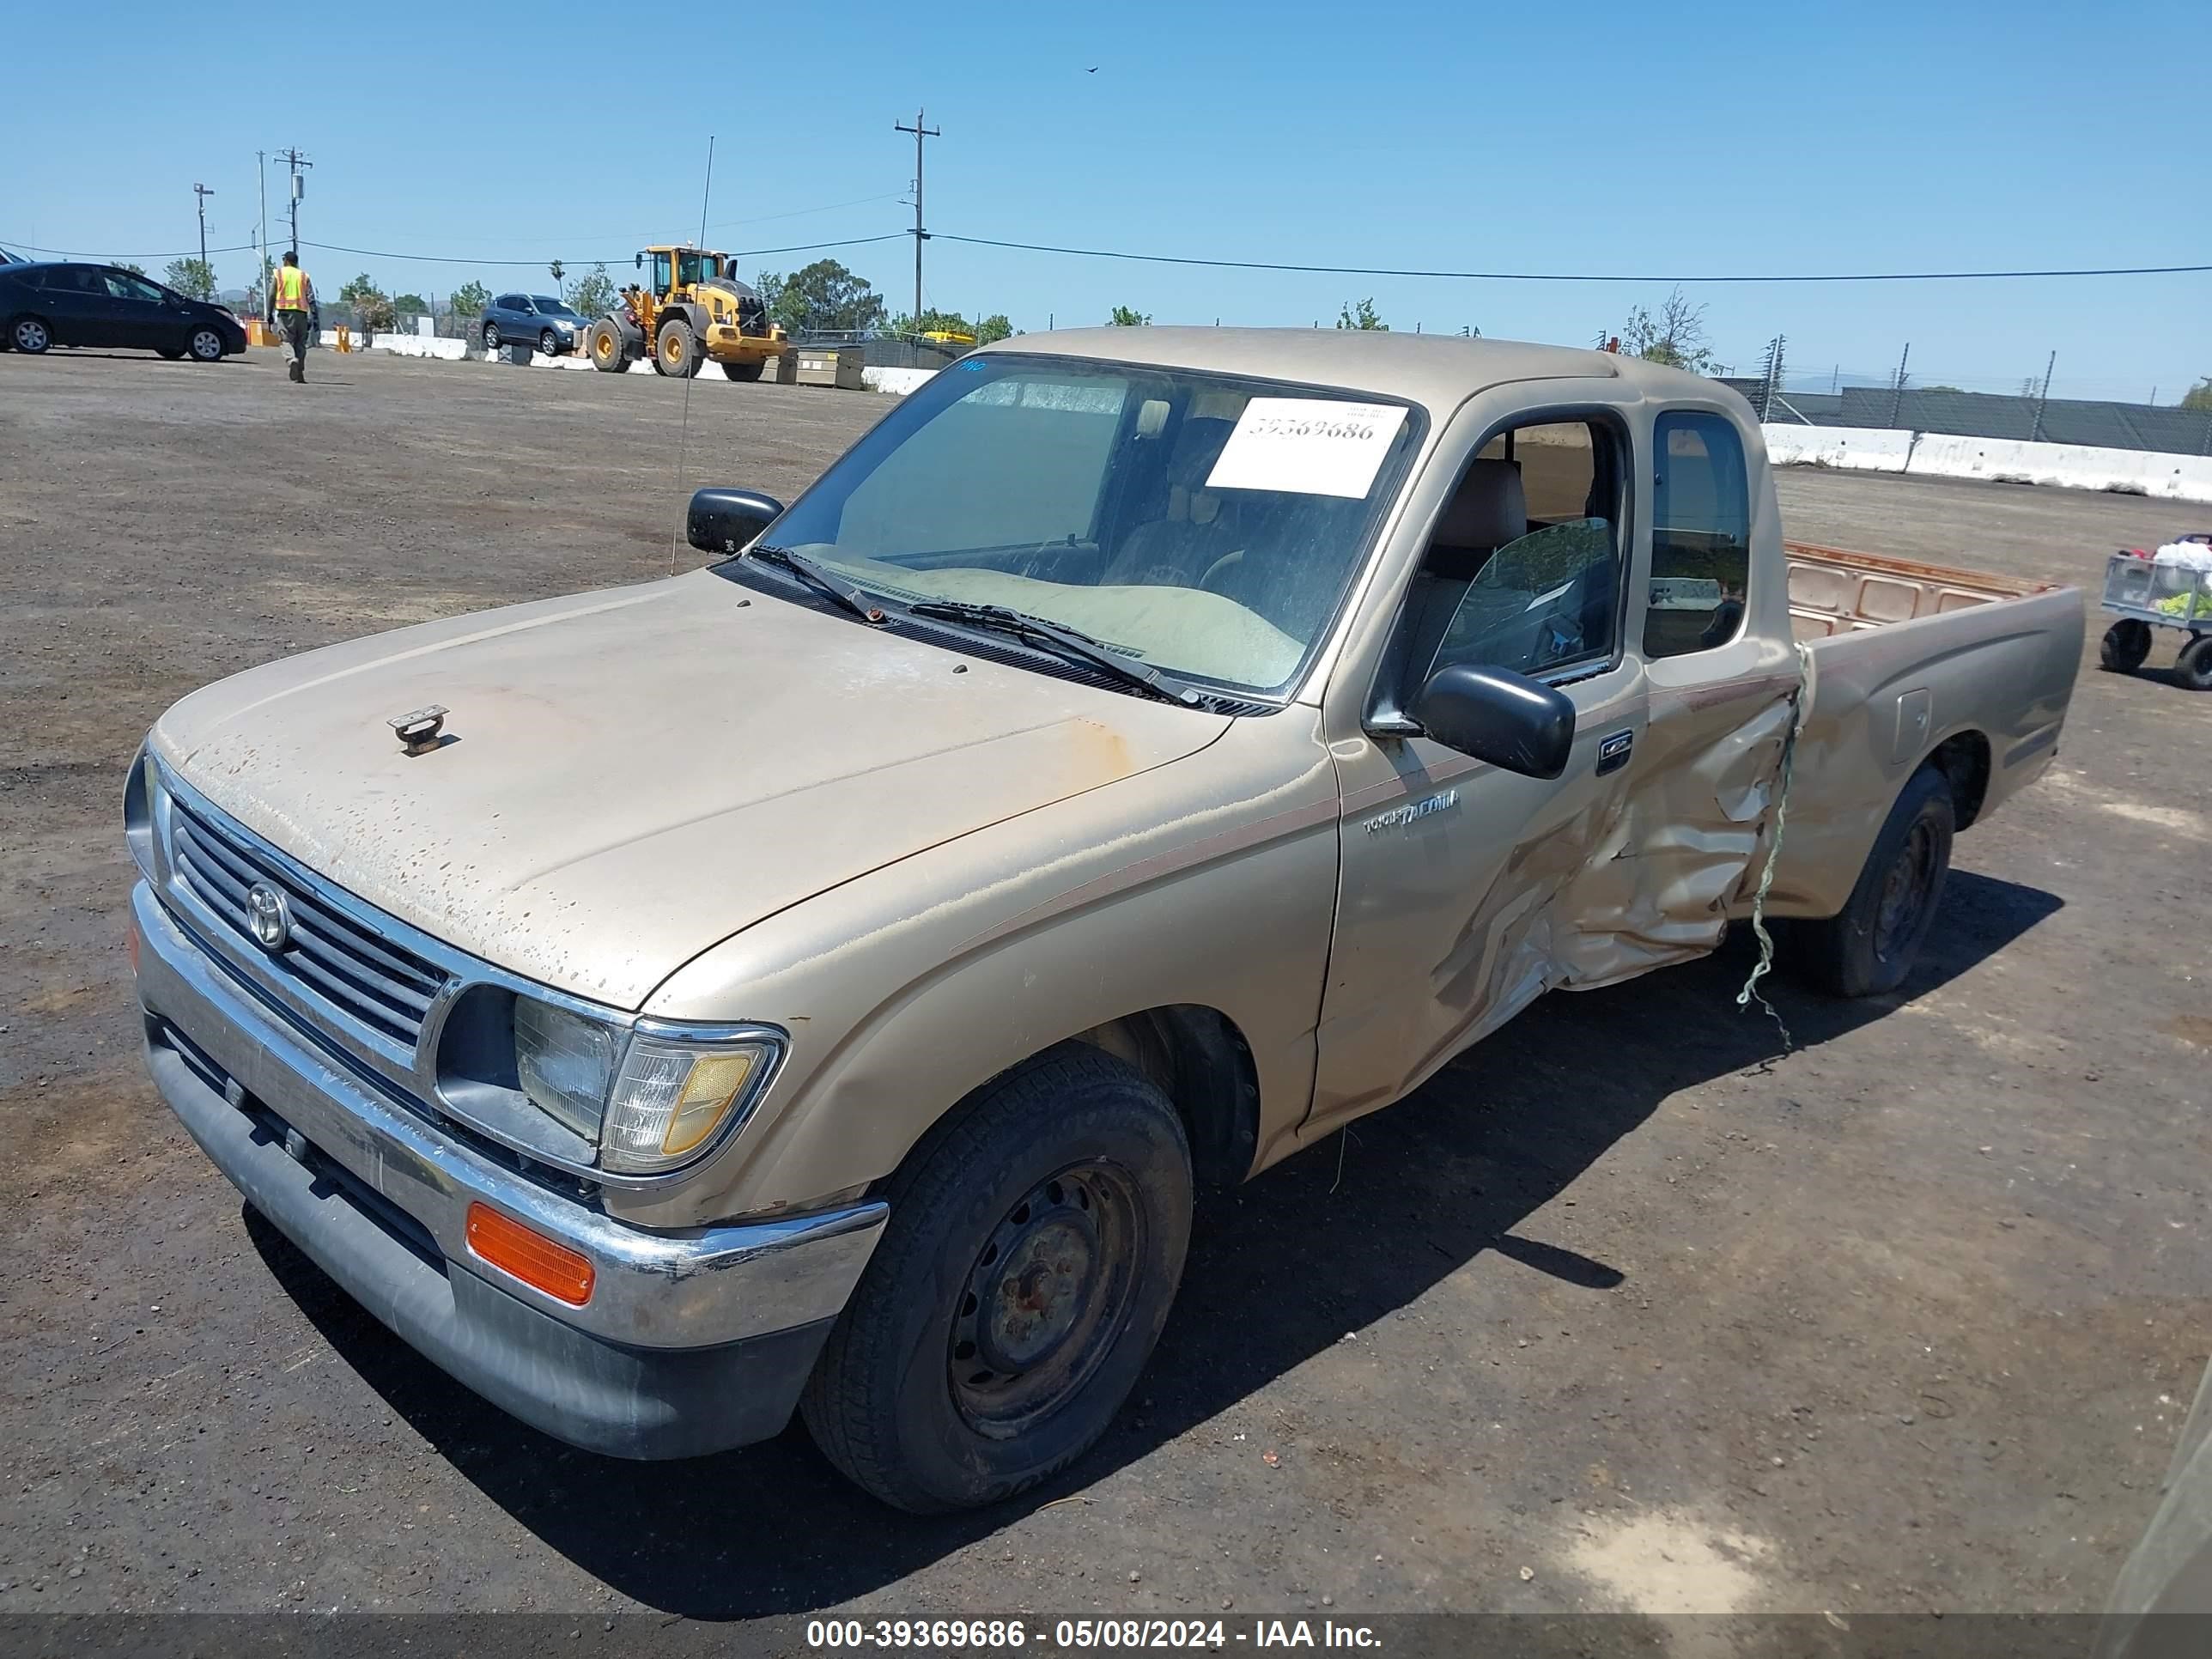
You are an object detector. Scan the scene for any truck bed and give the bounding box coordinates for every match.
[1783,543,2057,640]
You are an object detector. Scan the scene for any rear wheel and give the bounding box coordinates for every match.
[724,359,764,382]
[1796,763,1954,999]
[188,327,226,362]
[10,314,52,354]
[2100,619,2153,673]
[655,318,700,377]
[481,320,501,352]
[2177,634,2212,692]
[801,1046,1194,1512]
[587,319,627,372]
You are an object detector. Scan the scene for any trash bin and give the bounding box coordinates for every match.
[504,341,533,367]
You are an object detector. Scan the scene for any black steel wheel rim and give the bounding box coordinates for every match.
[1873,819,1937,961]
[949,1162,1145,1439]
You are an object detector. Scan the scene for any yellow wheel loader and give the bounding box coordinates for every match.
[586,246,788,381]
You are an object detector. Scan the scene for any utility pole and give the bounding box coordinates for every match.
[2030,350,2056,442]
[1759,333,1787,422]
[276,148,313,256]
[193,183,215,295]
[1887,342,1911,428]
[256,151,268,319]
[894,108,939,330]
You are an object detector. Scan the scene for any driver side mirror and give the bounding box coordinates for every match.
[687,487,785,556]
[1406,663,1576,780]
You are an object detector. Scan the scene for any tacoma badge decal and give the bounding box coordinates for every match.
[1364,788,1458,835]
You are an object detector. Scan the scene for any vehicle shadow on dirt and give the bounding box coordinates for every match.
[249,866,2059,1620]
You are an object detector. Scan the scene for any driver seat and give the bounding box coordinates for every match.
[1099,416,1243,587]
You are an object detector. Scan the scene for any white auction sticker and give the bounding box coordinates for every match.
[1204,398,1408,499]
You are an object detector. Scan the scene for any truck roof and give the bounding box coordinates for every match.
[1003,326,1730,411]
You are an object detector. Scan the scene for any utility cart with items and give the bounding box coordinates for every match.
[2100,534,2212,690]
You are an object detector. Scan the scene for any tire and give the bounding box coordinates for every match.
[587,319,627,372]
[10,314,52,355]
[481,321,501,352]
[724,359,764,382]
[1796,763,1954,999]
[2100,619,2153,673]
[655,317,700,378]
[539,329,558,357]
[801,1045,1194,1513]
[2177,634,2212,692]
[187,327,226,363]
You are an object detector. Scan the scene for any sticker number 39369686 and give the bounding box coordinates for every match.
[1205,398,1408,500]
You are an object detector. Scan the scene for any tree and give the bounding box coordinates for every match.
[1335,297,1388,331]
[567,264,617,321]
[337,272,393,331]
[393,292,428,315]
[118,261,148,276]
[974,313,1015,345]
[2183,379,2212,412]
[1107,305,1150,326]
[756,258,885,335]
[452,280,492,320]
[1617,288,1716,374]
[883,307,977,340]
[163,258,216,301]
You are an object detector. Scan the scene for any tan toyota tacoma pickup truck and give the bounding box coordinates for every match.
[129,331,2082,1511]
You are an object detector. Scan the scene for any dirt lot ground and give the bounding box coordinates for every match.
[2,347,2206,1625]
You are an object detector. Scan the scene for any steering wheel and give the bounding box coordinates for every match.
[1197,549,1245,593]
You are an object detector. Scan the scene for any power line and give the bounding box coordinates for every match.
[934,232,2212,285]
[295,232,907,266]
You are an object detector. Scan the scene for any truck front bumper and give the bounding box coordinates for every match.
[131,879,885,1459]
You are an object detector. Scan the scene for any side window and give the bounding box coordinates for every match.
[1417,420,1622,682]
[1645,411,1752,658]
[495,294,519,312]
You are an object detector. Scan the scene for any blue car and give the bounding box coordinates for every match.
[479,292,587,356]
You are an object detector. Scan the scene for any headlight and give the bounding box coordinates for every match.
[513,1001,776,1174]
[514,1000,618,1138]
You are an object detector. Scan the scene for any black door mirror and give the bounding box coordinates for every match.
[687,487,785,555]
[1407,662,1577,780]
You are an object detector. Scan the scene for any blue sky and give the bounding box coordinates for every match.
[7,0,2207,401]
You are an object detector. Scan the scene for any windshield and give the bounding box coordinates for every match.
[532,295,570,313]
[732,356,1420,696]
[677,252,712,285]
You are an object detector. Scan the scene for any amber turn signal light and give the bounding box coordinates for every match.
[465,1202,595,1306]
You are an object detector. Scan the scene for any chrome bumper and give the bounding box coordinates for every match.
[131,879,886,1455]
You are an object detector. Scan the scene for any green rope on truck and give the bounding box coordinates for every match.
[1736,641,1818,1049]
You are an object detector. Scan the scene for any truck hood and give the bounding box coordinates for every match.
[152,570,1231,1007]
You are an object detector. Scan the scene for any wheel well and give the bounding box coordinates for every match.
[1927,730,1990,829]
[1071,1006,1260,1188]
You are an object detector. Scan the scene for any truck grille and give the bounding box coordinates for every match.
[171,802,446,1050]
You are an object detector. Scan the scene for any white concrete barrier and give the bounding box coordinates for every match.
[861,366,938,396]
[1763,423,2212,504]
[1759,423,1913,473]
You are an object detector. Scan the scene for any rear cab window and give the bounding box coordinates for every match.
[1644,411,1753,658]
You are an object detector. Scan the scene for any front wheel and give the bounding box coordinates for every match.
[655,318,700,377]
[2100,619,2153,673]
[1796,763,1954,999]
[801,1046,1194,1512]
[10,314,52,354]
[539,329,558,357]
[188,327,226,362]
[2177,634,2212,692]
[481,321,501,352]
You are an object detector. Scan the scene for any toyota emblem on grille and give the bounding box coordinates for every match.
[246,883,292,951]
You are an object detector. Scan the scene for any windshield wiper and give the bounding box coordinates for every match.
[747,544,882,623]
[905,600,1218,708]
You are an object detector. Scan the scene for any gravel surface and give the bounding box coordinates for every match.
[2,346,2206,1622]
